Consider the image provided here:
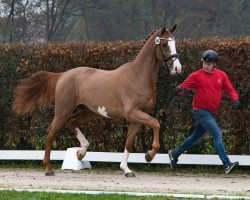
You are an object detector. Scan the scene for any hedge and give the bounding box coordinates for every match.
[0,37,249,155]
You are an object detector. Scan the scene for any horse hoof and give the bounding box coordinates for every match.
[45,171,55,176]
[76,150,85,161]
[125,172,135,177]
[145,151,153,162]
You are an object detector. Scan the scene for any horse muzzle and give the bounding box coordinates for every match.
[170,59,182,75]
[163,54,182,75]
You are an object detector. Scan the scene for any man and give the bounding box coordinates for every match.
[168,50,241,174]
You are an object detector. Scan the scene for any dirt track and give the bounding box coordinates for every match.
[0,168,250,196]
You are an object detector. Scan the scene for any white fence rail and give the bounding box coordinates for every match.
[0,149,250,166]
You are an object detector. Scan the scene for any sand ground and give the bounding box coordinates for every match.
[0,168,249,196]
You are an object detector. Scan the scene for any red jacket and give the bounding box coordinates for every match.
[178,68,239,114]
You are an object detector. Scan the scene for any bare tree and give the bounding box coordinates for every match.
[1,0,37,43]
[43,0,78,43]
[0,0,249,43]
[20,0,29,42]
[2,0,15,43]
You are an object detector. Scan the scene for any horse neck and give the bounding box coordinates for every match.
[130,38,159,85]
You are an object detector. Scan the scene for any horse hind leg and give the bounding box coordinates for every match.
[44,116,68,176]
[75,127,89,161]
[67,108,99,161]
[120,123,141,177]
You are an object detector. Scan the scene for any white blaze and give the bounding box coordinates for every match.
[168,38,182,74]
[168,38,177,55]
[97,106,110,118]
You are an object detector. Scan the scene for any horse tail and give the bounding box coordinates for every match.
[13,71,64,114]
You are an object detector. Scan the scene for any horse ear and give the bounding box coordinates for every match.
[169,24,177,33]
[160,27,166,35]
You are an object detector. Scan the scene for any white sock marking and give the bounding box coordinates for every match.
[76,127,89,150]
[120,149,133,174]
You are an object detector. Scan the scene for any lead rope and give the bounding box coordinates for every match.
[168,86,194,112]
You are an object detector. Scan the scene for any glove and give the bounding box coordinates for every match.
[234,99,241,110]
[174,87,182,95]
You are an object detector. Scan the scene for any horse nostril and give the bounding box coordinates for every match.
[175,67,177,71]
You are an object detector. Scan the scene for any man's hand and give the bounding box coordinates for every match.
[174,87,182,95]
[234,99,241,110]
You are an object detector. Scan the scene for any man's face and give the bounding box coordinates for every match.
[203,61,215,73]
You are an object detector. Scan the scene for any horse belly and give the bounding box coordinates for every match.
[84,97,124,119]
[78,83,125,119]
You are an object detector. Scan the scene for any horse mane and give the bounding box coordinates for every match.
[130,30,158,62]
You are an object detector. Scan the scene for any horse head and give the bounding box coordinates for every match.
[155,24,182,75]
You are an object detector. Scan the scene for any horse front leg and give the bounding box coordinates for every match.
[145,118,160,162]
[120,123,141,177]
[127,109,160,163]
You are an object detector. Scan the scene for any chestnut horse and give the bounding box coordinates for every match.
[13,25,182,177]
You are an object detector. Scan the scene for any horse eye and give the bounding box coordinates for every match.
[162,44,167,48]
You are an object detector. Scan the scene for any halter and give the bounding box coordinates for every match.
[155,31,178,69]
